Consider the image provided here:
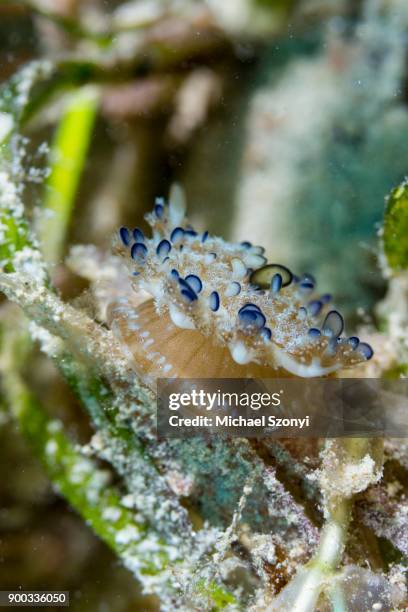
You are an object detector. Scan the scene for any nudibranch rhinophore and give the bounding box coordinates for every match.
[108,188,373,386]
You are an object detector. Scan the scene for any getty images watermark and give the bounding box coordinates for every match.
[167,387,309,431]
[157,378,408,438]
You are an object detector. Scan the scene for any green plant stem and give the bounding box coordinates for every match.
[294,439,378,610]
[0,62,54,273]
[0,327,178,599]
[284,500,352,612]
[40,86,99,263]
[58,352,194,538]
[269,438,383,612]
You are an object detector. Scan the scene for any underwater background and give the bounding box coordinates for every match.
[0,1,407,611]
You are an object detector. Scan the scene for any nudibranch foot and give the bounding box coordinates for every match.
[108,298,290,386]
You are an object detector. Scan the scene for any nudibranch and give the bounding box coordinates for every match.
[108,189,373,386]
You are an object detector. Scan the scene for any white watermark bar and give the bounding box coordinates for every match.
[0,592,69,607]
[157,378,408,438]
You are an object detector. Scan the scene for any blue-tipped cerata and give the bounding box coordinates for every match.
[131,242,148,261]
[209,291,220,312]
[156,239,171,258]
[185,274,203,294]
[322,310,344,338]
[119,226,131,246]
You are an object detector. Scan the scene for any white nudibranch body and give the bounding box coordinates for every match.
[108,192,373,386]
